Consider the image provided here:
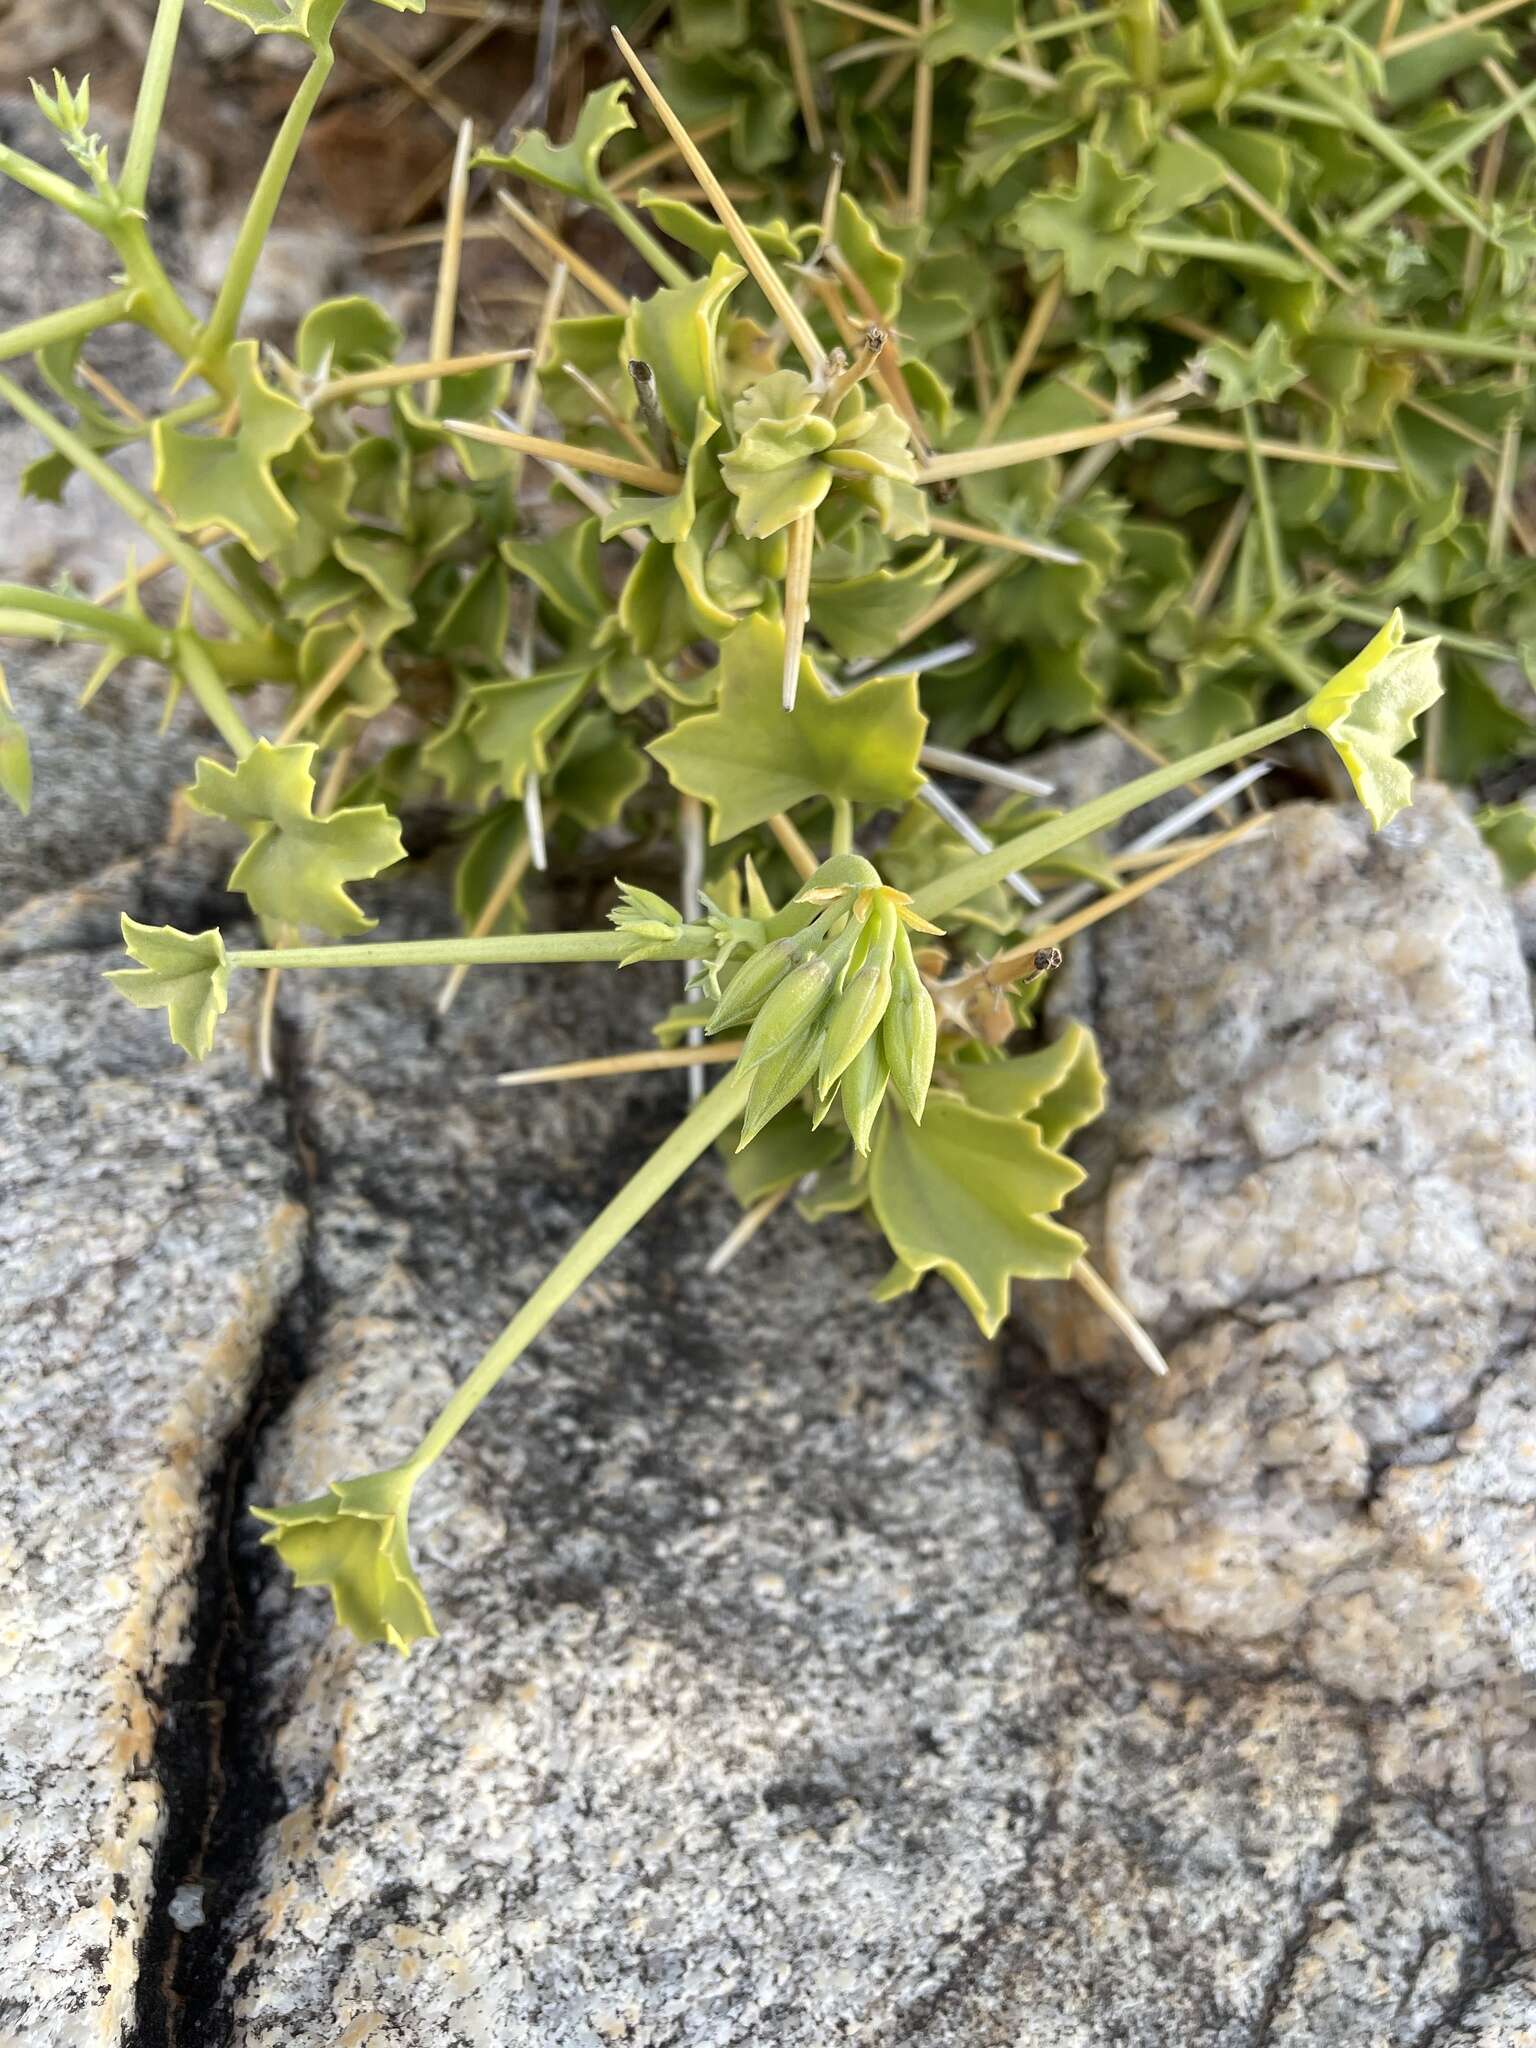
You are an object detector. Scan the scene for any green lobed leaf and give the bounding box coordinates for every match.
[624,254,745,439]
[649,614,926,839]
[186,740,406,935]
[106,916,230,1061]
[253,1466,436,1652]
[1303,610,1443,829]
[474,79,634,200]
[867,1094,1087,1337]
[153,340,312,561]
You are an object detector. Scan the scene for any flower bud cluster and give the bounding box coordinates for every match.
[705,854,941,1152]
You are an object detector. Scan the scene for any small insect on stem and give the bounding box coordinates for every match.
[627,359,678,471]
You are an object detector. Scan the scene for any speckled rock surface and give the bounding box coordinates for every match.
[5,776,1536,2037]
[0,933,302,2048]
[1030,790,1536,1715]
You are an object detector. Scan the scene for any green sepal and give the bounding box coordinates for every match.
[252,1466,437,1653]
[106,916,230,1061]
[186,741,406,935]
[1303,610,1443,828]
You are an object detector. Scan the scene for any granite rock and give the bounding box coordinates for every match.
[0,931,302,2048]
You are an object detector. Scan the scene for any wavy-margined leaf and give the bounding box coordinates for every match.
[187,741,405,935]
[206,0,422,43]
[253,1467,436,1652]
[637,191,807,267]
[1005,147,1153,292]
[502,518,605,632]
[296,295,402,377]
[624,254,745,439]
[106,916,229,1060]
[1202,322,1304,411]
[868,1094,1086,1336]
[649,614,926,839]
[548,711,650,830]
[153,341,311,560]
[834,193,904,321]
[1303,610,1442,828]
[468,664,590,797]
[812,540,951,660]
[474,78,633,200]
[947,1024,1106,1150]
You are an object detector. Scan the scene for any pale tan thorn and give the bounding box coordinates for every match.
[1483,57,1536,149]
[953,814,1271,998]
[896,552,1012,647]
[919,409,1179,483]
[1402,393,1499,454]
[968,328,995,419]
[448,420,679,493]
[612,29,827,375]
[256,957,283,1084]
[277,633,368,747]
[1168,121,1352,293]
[1073,1257,1169,1377]
[812,256,928,453]
[1488,416,1521,571]
[1376,0,1406,47]
[1153,423,1399,473]
[1100,709,1232,825]
[495,190,629,314]
[1384,0,1532,57]
[497,1041,743,1086]
[608,114,733,193]
[768,812,820,880]
[980,273,1061,441]
[1463,120,1508,297]
[316,348,531,406]
[1189,492,1249,618]
[776,0,825,151]
[781,515,815,713]
[705,1183,794,1276]
[380,14,500,127]
[76,360,146,424]
[803,0,921,36]
[438,834,537,1013]
[907,0,935,221]
[427,118,475,414]
[316,741,356,817]
[340,19,467,134]
[539,458,648,552]
[928,513,1075,563]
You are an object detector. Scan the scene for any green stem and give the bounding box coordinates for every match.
[121,0,187,210]
[0,581,168,657]
[1314,318,1536,367]
[175,630,257,757]
[1194,0,1240,70]
[1284,62,1491,242]
[1241,406,1285,602]
[830,796,854,855]
[0,289,135,365]
[227,930,710,971]
[0,139,111,227]
[110,215,209,374]
[912,710,1306,920]
[201,39,336,363]
[1120,0,1160,90]
[1315,596,1513,663]
[1344,71,1536,241]
[0,371,261,635]
[405,1065,751,1475]
[593,186,691,289]
[1139,232,1308,282]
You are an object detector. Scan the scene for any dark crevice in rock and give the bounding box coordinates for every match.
[987,1319,1109,1560]
[126,1006,322,2048]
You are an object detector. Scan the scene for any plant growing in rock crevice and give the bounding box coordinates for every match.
[0,0,1450,1645]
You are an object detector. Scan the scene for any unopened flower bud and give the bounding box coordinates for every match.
[817,960,891,1096]
[881,924,937,1123]
[839,1032,890,1154]
[738,952,835,1072]
[706,932,805,1033]
[738,1021,824,1149]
